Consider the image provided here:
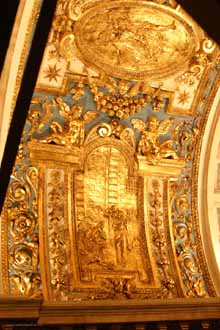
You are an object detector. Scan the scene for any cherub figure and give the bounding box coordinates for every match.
[132,115,179,163]
[37,97,98,147]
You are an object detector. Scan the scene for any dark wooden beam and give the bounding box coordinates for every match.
[177,0,220,44]
[0,1,19,75]
[0,0,58,214]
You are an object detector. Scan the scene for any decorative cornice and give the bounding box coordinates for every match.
[1,296,219,323]
[39,298,220,324]
[0,296,41,319]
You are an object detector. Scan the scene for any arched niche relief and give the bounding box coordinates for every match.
[198,86,220,296]
[76,124,153,286]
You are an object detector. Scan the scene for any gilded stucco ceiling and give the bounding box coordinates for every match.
[0,0,220,301]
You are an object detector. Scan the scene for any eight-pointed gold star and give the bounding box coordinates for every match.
[44,64,61,82]
[177,90,190,105]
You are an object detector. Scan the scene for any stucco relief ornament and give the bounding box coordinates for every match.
[54,0,198,81]
[170,172,209,297]
[6,164,41,297]
[175,38,216,86]
[29,96,99,147]
[71,0,197,80]
[132,116,179,164]
[88,78,156,119]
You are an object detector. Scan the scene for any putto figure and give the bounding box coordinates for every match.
[132,115,179,163]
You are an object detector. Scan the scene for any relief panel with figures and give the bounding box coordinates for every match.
[0,0,219,301]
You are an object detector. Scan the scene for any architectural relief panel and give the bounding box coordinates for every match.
[2,154,41,296]
[28,114,186,300]
[36,0,218,116]
[74,1,195,80]
[1,0,220,301]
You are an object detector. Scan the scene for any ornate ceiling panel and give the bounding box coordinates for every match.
[0,0,220,303]
[74,1,195,80]
[36,0,218,117]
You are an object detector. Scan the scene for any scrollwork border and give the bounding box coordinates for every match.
[192,65,220,297]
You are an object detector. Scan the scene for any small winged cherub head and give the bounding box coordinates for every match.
[146,115,160,132]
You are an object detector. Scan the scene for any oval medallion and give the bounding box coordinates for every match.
[74,1,196,80]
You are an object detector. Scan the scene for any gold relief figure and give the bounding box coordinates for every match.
[34,97,99,147]
[106,206,131,266]
[132,116,178,164]
[174,223,191,255]
[178,252,208,297]
[100,277,136,299]
[77,212,110,271]
[75,140,152,288]
[81,7,176,65]
[171,174,209,297]
[74,1,196,80]
[40,99,84,147]
[113,212,129,266]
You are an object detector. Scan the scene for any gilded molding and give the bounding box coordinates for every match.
[192,67,220,297]
[0,208,9,294]
[10,0,42,120]
[0,0,42,165]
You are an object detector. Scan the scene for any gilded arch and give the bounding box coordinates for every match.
[0,0,219,304]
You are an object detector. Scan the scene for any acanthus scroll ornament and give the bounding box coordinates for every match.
[149,179,177,298]
[7,165,41,297]
[47,169,69,300]
[170,173,208,297]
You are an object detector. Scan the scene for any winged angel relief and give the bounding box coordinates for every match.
[132,116,179,163]
[31,97,99,147]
